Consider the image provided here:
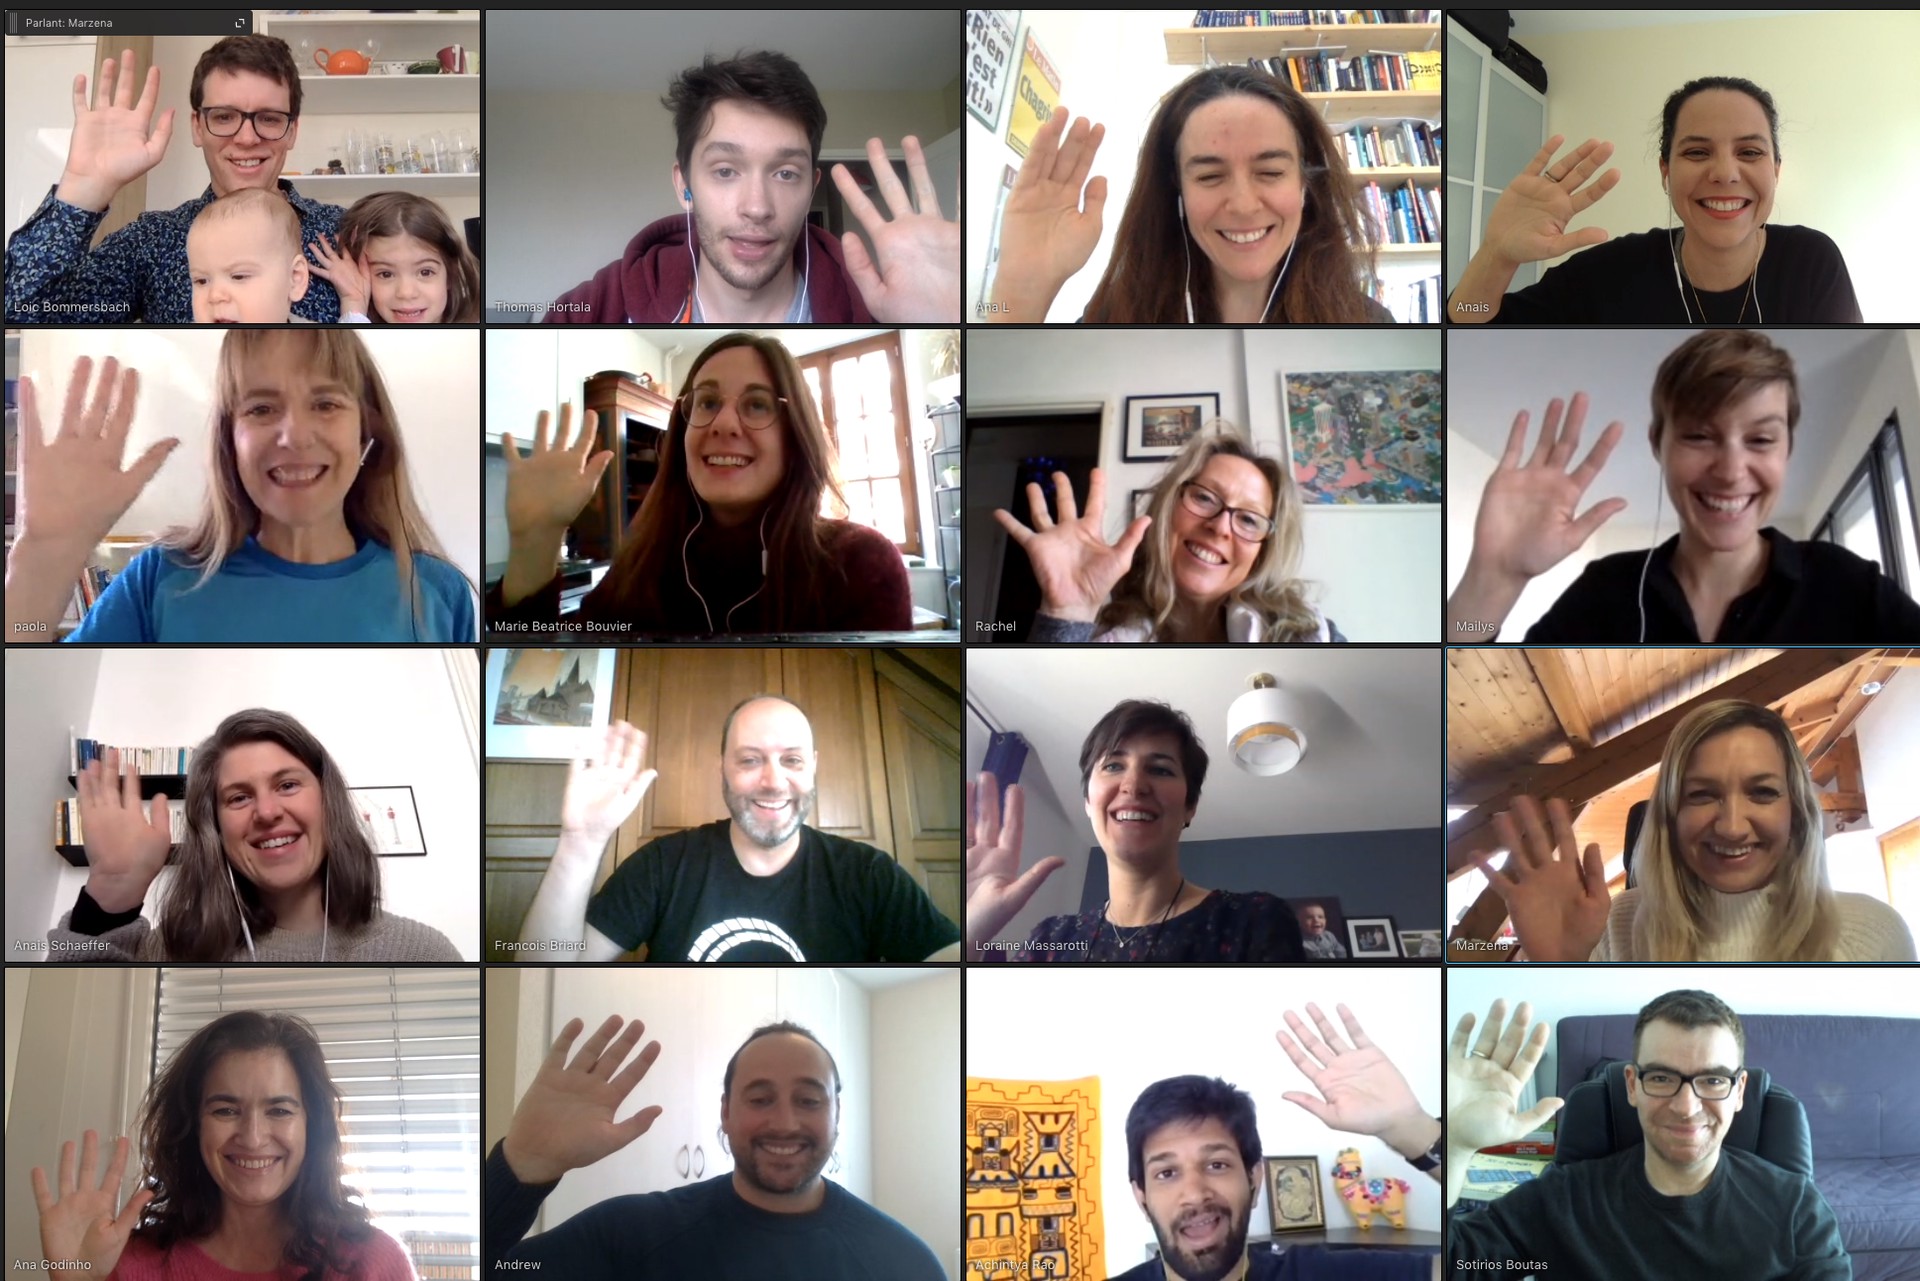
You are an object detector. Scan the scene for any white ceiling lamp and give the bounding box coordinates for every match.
[1228,673,1307,776]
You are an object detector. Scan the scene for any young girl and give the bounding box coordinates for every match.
[310,192,481,323]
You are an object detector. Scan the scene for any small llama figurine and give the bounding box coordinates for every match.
[1332,1146,1410,1229]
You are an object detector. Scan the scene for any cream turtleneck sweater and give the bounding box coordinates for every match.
[1590,885,1917,961]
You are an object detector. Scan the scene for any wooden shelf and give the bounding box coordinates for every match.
[1376,243,1440,256]
[1166,22,1441,64]
[281,172,479,201]
[263,10,481,27]
[299,72,480,115]
[1352,165,1440,182]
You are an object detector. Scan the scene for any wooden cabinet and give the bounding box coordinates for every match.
[575,371,674,563]
[874,653,963,925]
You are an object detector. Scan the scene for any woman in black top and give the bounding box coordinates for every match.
[1450,77,1861,324]
[964,699,1303,963]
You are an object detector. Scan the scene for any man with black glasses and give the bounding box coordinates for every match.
[6,36,344,322]
[1446,991,1848,1279]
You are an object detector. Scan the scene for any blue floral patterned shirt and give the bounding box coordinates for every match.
[5,180,343,323]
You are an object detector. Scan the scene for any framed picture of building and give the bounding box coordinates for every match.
[483,648,617,761]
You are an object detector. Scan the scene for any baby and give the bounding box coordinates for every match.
[187,188,312,323]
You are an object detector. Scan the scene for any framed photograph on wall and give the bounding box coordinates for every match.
[1264,1155,1325,1233]
[1123,393,1220,461]
[484,648,617,761]
[1131,488,1155,519]
[1347,915,1401,958]
[1291,896,1349,961]
[348,786,425,856]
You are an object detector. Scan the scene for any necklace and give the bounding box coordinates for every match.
[1101,878,1185,955]
[1672,227,1764,324]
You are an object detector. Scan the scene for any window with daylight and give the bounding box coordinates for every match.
[799,333,921,557]
[1813,415,1919,595]
[154,968,480,1280]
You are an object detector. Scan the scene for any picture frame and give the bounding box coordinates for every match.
[1264,1155,1325,1233]
[964,10,1021,133]
[1131,488,1155,520]
[1398,928,1444,959]
[484,647,618,761]
[1291,896,1349,961]
[348,786,425,857]
[1348,915,1401,959]
[1123,393,1220,461]
[1283,369,1442,505]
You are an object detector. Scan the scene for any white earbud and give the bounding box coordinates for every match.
[359,437,375,465]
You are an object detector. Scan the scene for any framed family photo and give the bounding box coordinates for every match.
[1123,393,1220,461]
[483,647,618,761]
[1347,915,1401,959]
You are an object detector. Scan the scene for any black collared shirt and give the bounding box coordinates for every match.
[1519,528,1920,643]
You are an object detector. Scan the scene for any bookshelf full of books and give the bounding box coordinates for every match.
[56,735,197,865]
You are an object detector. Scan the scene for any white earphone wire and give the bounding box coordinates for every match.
[1180,193,1297,325]
[1636,467,1666,644]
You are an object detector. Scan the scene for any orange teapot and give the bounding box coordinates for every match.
[315,48,371,75]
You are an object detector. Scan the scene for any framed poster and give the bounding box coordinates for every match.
[348,786,425,856]
[1005,28,1059,158]
[1123,393,1220,461]
[1264,1156,1326,1232]
[484,647,617,761]
[1284,368,1442,505]
[966,10,1021,132]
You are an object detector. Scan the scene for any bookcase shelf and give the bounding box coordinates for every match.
[1165,22,1441,65]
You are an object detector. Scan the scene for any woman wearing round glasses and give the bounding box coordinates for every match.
[491,333,911,634]
[995,425,1341,642]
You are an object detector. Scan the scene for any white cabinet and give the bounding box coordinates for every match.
[484,331,559,443]
[776,970,871,1201]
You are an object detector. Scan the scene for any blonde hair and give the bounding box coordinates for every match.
[189,188,302,256]
[158,330,472,633]
[1097,423,1320,641]
[1631,699,1839,961]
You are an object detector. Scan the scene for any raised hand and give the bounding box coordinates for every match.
[307,234,372,320]
[987,107,1108,322]
[993,468,1151,623]
[1469,393,1626,586]
[833,136,962,322]
[1276,1003,1426,1141]
[57,51,178,214]
[964,772,1064,948]
[1474,796,1611,963]
[1479,136,1621,270]
[504,1016,664,1185]
[32,1131,155,1276]
[1448,999,1564,1156]
[559,722,657,853]
[79,749,175,914]
[15,359,178,553]
[501,405,612,538]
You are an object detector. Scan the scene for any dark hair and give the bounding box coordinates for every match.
[720,694,809,756]
[1649,329,1799,450]
[721,1021,842,1098]
[1633,989,1747,1062]
[338,192,482,323]
[1659,76,1780,163]
[1079,700,1210,809]
[662,51,828,176]
[134,1011,373,1275]
[1084,65,1377,324]
[1126,1075,1261,1187]
[190,35,303,120]
[158,709,380,961]
[593,332,855,629]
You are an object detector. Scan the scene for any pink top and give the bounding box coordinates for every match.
[110,1231,417,1281]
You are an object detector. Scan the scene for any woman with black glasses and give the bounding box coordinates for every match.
[995,424,1343,642]
[490,332,911,634]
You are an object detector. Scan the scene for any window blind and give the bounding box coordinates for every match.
[154,968,479,1280]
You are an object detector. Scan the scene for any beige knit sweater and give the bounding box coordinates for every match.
[48,908,464,962]
[1590,886,1917,962]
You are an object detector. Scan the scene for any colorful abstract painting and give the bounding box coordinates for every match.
[965,1076,1102,1280]
[1285,369,1442,504]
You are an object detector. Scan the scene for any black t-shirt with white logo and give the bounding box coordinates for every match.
[585,821,960,962]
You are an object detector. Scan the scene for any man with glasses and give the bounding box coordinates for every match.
[1446,992,1848,1279]
[6,36,344,322]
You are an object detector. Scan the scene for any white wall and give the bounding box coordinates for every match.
[1827,670,1920,942]
[1516,12,1920,324]
[870,972,963,1281]
[968,967,1443,1270]
[18,328,481,582]
[1801,330,1920,548]
[5,647,104,960]
[4,37,96,243]
[35,648,479,960]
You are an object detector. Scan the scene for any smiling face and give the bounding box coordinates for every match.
[191,68,299,197]
[722,1033,837,1210]
[721,698,818,850]
[188,206,308,324]
[674,99,816,298]
[683,345,788,525]
[1627,1021,1746,1184]
[1177,94,1307,305]
[1671,724,1792,895]
[1169,453,1272,608]
[1132,1116,1257,1281]
[365,232,448,324]
[1084,730,1197,870]
[1662,89,1779,257]
[1657,381,1790,557]
[218,740,327,901]
[230,334,363,550]
[199,1048,307,1212]
[1297,904,1327,937]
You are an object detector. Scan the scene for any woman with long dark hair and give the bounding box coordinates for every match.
[31,1010,415,1279]
[985,66,1391,324]
[491,332,910,633]
[47,709,461,962]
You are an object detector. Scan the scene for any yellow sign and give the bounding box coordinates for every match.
[1005,30,1061,159]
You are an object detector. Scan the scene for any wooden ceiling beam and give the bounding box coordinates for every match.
[1526,648,1597,750]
